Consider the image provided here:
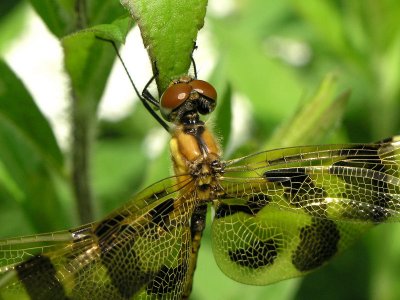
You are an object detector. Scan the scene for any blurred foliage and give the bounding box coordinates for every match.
[0,0,400,300]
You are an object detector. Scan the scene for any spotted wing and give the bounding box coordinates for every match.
[0,175,197,300]
[212,136,400,285]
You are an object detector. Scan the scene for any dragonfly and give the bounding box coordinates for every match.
[1,45,400,300]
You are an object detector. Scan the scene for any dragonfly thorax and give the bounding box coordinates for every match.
[170,119,223,201]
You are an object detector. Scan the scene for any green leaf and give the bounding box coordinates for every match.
[265,73,349,149]
[121,0,208,93]
[87,0,129,26]
[29,0,128,38]
[29,0,75,37]
[62,17,131,107]
[0,60,69,232]
[89,19,132,44]
[0,2,27,54]
[0,163,34,236]
[0,59,63,170]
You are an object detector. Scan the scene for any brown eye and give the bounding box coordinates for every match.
[189,80,217,102]
[160,83,192,120]
[189,80,217,115]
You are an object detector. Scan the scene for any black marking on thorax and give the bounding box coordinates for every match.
[181,111,212,158]
[185,123,209,157]
[16,255,69,300]
[190,204,208,237]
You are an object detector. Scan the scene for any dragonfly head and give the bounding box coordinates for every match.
[160,76,217,123]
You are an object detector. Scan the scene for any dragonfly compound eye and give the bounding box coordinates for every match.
[160,83,192,120]
[189,80,217,115]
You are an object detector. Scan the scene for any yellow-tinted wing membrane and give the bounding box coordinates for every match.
[212,136,400,285]
[0,175,196,300]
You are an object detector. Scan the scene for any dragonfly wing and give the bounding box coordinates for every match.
[212,136,400,285]
[0,176,195,300]
[212,204,371,285]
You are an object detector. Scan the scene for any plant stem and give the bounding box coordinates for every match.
[71,92,94,223]
[71,0,94,223]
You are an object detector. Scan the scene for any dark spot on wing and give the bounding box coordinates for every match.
[95,214,154,298]
[292,218,340,272]
[94,214,125,238]
[94,200,177,298]
[148,190,169,202]
[215,194,271,219]
[229,239,279,269]
[267,156,288,166]
[99,226,159,299]
[98,223,154,298]
[16,255,69,300]
[330,144,393,222]
[264,168,327,216]
[215,204,246,218]
[247,193,271,214]
[146,264,188,296]
[336,144,385,172]
[149,198,174,228]
[93,199,177,298]
[377,136,394,143]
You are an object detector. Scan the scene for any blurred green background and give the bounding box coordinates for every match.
[1,0,400,299]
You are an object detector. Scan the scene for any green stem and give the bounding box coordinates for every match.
[71,92,94,223]
[75,0,88,29]
[71,0,94,223]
